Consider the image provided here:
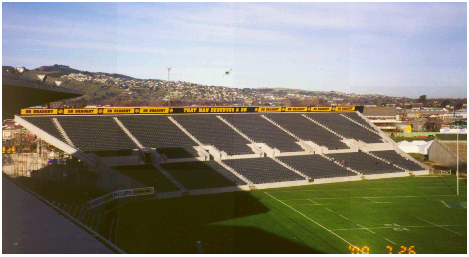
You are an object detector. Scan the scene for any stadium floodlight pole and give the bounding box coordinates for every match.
[167,67,171,81]
[457,132,459,195]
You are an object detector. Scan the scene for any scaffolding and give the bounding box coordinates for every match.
[9,134,88,182]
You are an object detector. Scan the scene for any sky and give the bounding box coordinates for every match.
[2,2,467,99]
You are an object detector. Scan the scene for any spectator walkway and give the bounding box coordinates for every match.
[2,174,118,254]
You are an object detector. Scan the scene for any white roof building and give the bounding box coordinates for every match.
[397,140,434,154]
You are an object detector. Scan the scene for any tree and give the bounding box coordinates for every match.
[418,95,427,104]
[423,117,441,132]
[441,99,450,108]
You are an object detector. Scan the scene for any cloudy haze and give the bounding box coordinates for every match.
[2,2,467,98]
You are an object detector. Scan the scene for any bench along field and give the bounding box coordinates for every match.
[105,175,466,254]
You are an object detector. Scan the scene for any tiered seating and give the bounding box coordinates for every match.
[117,116,199,159]
[340,112,376,130]
[114,164,180,192]
[57,116,138,152]
[161,161,246,189]
[223,158,304,184]
[264,113,349,150]
[277,155,357,179]
[326,152,403,175]
[173,115,253,155]
[370,151,424,171]
[21,116,67,144]
[305,113,383,143]
[222,114,303,152]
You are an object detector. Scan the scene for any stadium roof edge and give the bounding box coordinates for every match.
[3,71,86,119]
[3,71,85,95]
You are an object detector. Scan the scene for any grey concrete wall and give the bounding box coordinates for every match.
[428,141,459,169]
[311,175,362,184]
[189,185,251,196]
[254,179,308,189]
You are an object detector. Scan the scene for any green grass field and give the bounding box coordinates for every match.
[107,175,467,254]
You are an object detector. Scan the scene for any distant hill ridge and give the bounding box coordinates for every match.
[33,64,135,80]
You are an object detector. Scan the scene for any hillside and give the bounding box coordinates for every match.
[5,65,403,107]
[32,64,135,80]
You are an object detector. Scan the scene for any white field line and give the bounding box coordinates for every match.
[274,186,467,193]
[280,194,462,201]
[264,192,364,253]
[279,196,467,241]
[416,217,464,236]
[364,197,379,203]
[301,204,333,206]
[316,201,397,245]
[356,224,396,245]
[364,197,391,204]
[440,201,451,208]
[301,199,333,205]
[331,224,467,231]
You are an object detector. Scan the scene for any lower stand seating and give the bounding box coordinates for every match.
[326,152,403,175]
[370,151,424,171]
[223,158,305,184]
[113,164,180,192]
[277,155,357,179]
[161,161,246,190]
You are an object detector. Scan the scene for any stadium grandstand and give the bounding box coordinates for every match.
[14,105,429,196]
[4,74,461,253]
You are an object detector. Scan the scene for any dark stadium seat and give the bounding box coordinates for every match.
[113,164,180,192]
[340,112,376,130]
[370,150,424,171]
[161,161,246,190]
[223,158,305,184]
[91,149,134,157]
[117,115,199,158]
[221,114,304,152]
[277,155,357,179]
[57,116,138,152]
[264,113,349,150]
[326,152,403,175]
[172,115,254,155]
[305,113,383,143]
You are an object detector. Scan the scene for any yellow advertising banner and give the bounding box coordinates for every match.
[258,107,282,112]
[103,108,135,114]
[210,107,236,113]
[335,106,356,112]
[63,108,99,115]
[310,107,333,112]
[285,107,308,112]
[139,108,169,114]
[133,188,154,195]
[21,109,58,115]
